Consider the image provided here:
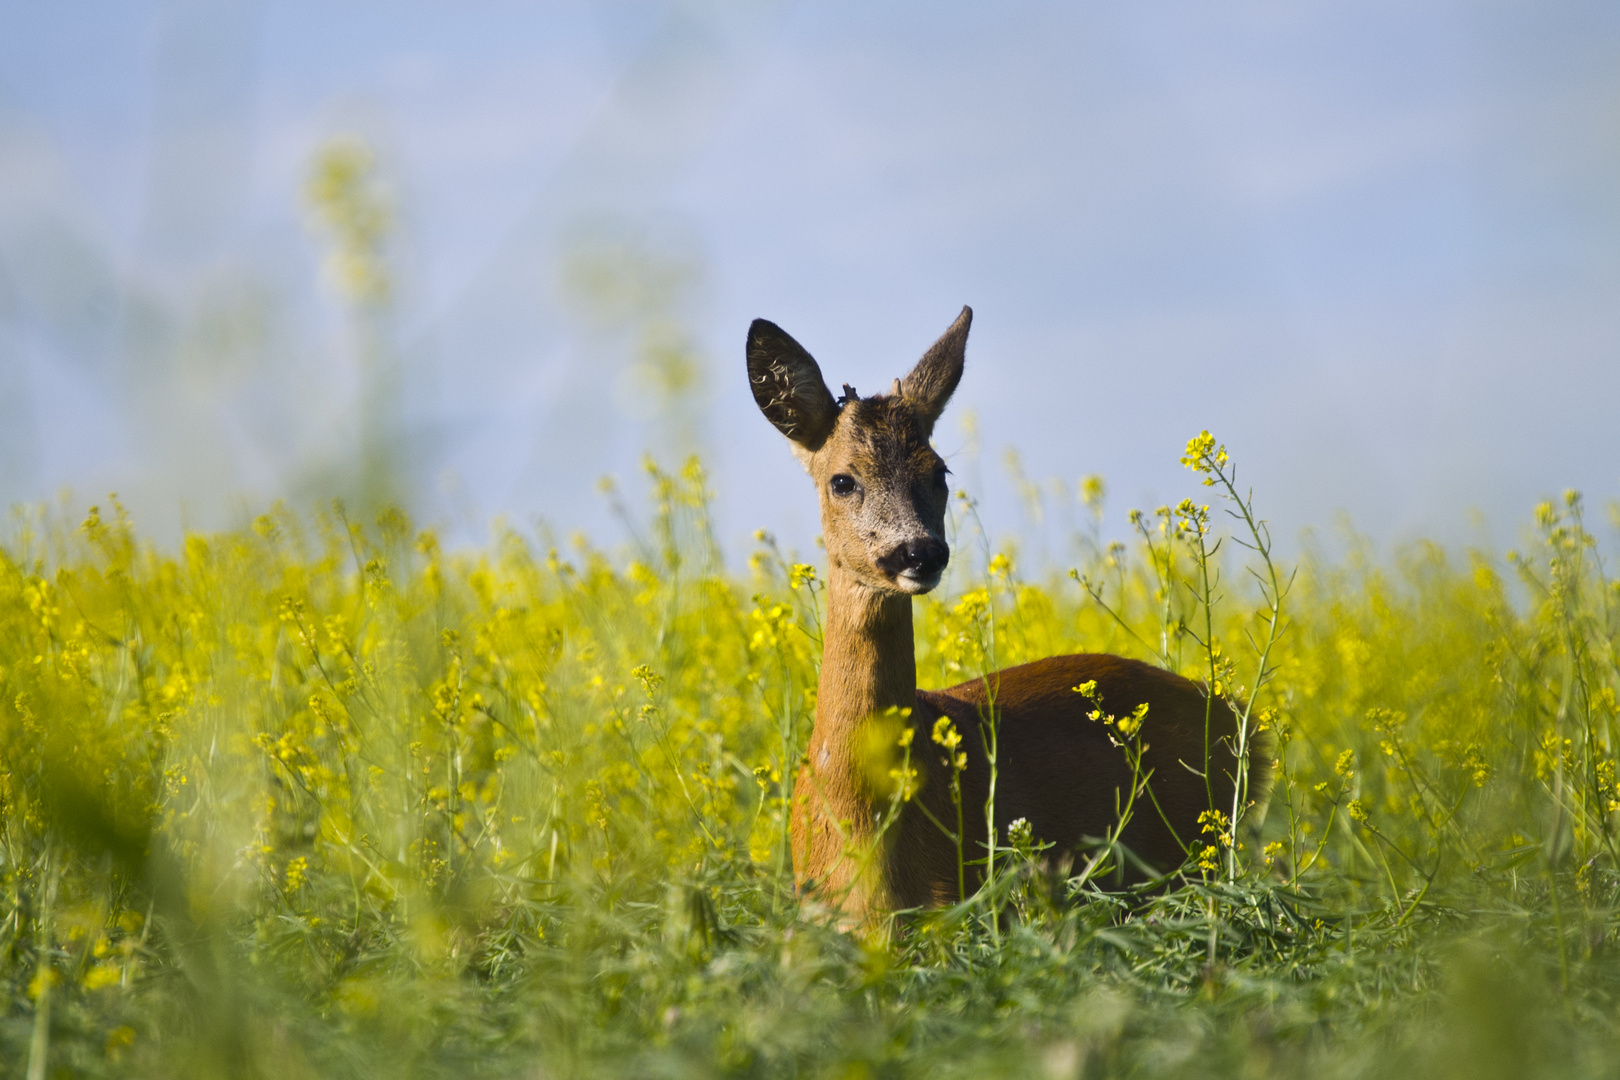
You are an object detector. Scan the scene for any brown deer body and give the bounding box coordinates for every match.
[747,307,1261,919]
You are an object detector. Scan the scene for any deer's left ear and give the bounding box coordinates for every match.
[747,319,841,454]
[899,306,971,436]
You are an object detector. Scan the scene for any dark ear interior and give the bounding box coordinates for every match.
[899,305,971,435]
[747,319,840,451]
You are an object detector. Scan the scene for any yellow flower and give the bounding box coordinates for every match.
[285,856,310,891]
[83,962,122,991]
[888,763,919,801]
[1115,702,1150,738]
[1198,809,1231,844]
[28,966,59,1000]
[1180,431,1215,466]
[1080,475,1105,511]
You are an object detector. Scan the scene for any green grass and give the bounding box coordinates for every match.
[3,448,1619,1079]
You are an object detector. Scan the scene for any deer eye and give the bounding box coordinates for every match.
[829,474,858,497]
[932,464,950,489]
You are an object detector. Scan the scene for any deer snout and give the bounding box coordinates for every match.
[877,536,949,591]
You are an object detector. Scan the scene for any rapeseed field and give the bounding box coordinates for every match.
[3,441,1618,1078]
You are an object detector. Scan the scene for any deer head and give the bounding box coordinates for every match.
[747,306,971,595]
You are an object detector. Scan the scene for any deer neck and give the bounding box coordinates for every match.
[811,566,917,775]
[796,565,917,910]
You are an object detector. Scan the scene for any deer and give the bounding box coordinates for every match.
[746,305,1266,921]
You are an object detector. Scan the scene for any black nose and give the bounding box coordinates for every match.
[878,537,949,578]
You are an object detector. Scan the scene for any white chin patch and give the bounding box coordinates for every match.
[896,569,942,594]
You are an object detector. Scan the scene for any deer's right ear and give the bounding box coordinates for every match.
[747,319,840,457]
[899,305,970,437]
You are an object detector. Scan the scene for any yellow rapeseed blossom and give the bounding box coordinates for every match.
[1,435,1617,1070]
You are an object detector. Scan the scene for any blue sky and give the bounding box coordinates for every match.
[2,0,1618,564]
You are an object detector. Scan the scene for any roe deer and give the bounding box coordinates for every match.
[746,305,1265,920]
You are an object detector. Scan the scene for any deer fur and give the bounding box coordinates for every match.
[747,306,1264,919]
